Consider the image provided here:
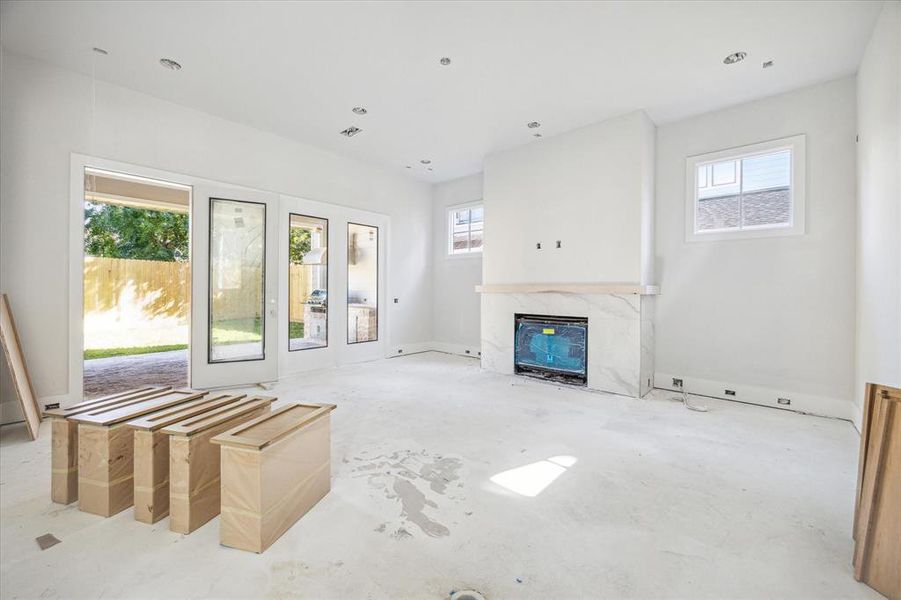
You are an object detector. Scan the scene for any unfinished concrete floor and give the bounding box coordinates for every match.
[0,352,878,599]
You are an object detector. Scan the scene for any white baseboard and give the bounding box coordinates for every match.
[429,341,481,359]
[655,371,853,422]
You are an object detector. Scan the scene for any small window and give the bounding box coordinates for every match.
[685,135,805,242]
[448,202,484,255]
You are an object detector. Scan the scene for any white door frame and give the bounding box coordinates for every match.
[278,194,390,378]
[68,154,280,403]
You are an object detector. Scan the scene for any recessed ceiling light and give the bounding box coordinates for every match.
[340,126,362,137]
[420,159,431,164]
[405,165,412,169]
[159,58,182,71]
[92,47,109,55]
[762,60,774,69]
[723,51,747,65]
[533,133,542,138]
[527,121,541,129]
[352,106,368,115]
[439,57,451,66]
[428,168,433,171]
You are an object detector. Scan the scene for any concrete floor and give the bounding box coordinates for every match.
[0,352,878,599]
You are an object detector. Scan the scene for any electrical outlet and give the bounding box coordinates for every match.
[44,402,60,410]
[393,298,399,304]
[777,397,791,405]
[556,240,562,248]
[465,349,471,354]
[725,389,736,396]
[536,242,542,249]
[397,349,403,354]
[672,378,683,388]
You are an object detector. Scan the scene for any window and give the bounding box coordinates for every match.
[347,222,378,343]
[447,202,483,255]
[685,135,805,242]
[288,214,327,352]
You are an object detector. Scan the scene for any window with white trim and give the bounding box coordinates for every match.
[447,202,483,255]
[685,135,806,242]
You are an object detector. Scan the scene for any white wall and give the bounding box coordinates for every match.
[655,77,858,419]
[0,50,432,420]
[431,173,483,353]
[855,0,901,424]
[482,111,655,285]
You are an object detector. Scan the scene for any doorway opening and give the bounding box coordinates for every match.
[82,169,192,397]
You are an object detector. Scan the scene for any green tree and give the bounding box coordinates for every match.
[84,202,189,262]
[289,226,312,264]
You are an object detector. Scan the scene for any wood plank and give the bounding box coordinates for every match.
[853,384,901,599]
[68,389,207,426]
[163,396,276,437]
[45,386,170,420]
[211,403,335,450]
[0,293,42,439]
[125,393,250,431]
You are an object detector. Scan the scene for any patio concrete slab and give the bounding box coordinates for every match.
[83,349,188,398]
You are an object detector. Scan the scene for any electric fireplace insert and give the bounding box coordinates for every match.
[514,314,588,385]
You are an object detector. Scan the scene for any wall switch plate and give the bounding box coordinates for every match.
[725,389,736,396]
[397,349,403,353]
[777,397,791,405]
[393,298,399,303]
[536,242,542,249]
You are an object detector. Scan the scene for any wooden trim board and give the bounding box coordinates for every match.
[49,386,171,505]
[163,396,274,533]
[0,294,42,440]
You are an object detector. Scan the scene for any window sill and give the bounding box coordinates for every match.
[446,251,483,260]
[686,223,804,243]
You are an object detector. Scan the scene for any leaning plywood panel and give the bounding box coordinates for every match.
[127,393,271,524]
[212,403,336,553]
[163,396,274,533]
[70,388,207,517]
[46,386,170,505]
[0,294,42,440]
[853,383,901,599]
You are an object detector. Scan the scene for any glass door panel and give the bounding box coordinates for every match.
[209,198,266,362]
[346,222,378,344]
[289,214,328,351]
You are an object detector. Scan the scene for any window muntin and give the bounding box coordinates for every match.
[448,203,484,255]
[686,135,805,241]
[288,213,327,352]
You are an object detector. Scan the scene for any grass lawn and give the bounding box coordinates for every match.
[289,321,305,339]
[84,344,188,360]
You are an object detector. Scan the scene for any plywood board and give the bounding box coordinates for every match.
[853,383,901,599]
[0,294,41,439]
[49,386,170,505]
[213,403,334,553]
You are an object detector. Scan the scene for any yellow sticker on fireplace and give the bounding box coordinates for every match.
[542,328,555,335]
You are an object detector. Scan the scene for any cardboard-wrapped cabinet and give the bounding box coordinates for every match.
[211,403,336,553]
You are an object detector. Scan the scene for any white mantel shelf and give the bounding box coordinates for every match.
[475,283,659,295]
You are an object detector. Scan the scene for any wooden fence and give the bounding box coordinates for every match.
[84,256,312,323]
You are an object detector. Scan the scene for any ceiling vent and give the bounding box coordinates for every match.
[340,126,362,137]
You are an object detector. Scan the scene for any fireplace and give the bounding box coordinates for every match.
[514,314,588,385]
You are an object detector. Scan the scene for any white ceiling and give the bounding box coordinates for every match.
[0,1,883,182]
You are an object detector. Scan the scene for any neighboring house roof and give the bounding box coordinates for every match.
[697,188,791,231]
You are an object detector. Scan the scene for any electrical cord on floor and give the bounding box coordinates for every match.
[674,388,708,412]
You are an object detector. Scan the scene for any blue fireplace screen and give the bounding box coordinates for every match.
[514,314,588,382]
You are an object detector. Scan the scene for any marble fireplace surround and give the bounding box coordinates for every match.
[477,284,658,398]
